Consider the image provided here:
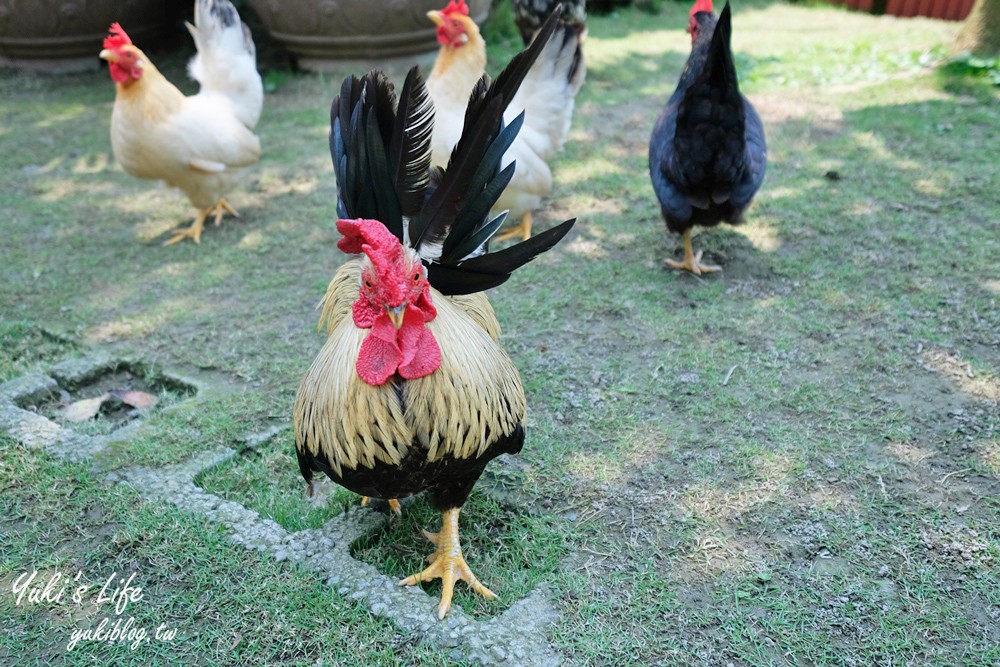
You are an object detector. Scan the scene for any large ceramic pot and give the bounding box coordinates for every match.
[0,0,173,73]
[248,0,491,70]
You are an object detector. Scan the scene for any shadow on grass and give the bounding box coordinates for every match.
[503,83,1000,663]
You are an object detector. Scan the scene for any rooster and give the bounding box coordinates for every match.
[513,0,587,46]
[293,14,575,620]
[99,0,263,246]
[425,0,584,241]
[649,0,766,274]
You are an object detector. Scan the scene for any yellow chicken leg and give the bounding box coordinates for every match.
[665,229,721,275]
[495,211,533,242]
[211,198,239,225]
[165,199,241,245]
[399,507,495,619]
[360,496,402,516]
[164,208,210,246]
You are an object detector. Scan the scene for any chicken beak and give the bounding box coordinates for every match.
[99,49,115,62]
[426,10,444,26]
[386,305,406,330]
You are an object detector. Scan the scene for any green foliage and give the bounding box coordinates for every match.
[480,0,520,46]
[635,0,665,14]
[942,51,1000,85]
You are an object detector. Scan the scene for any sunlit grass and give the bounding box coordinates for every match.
[1,1,998,665]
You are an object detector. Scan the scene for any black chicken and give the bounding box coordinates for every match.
[513,0,587,45]
[649,0,766,274]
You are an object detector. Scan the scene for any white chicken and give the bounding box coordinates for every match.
[99,0,263,245]
[426,0,584,241]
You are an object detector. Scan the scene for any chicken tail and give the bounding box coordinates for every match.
[672,1,747,204]
[329,10,576,297]
[704,2,737,90]
[515,0,587,48]
[186,0,263,129]
[411,9,577,294]
[506,18,585,166]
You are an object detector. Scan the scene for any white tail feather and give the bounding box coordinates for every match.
[186,0,263,130]
[505,23,585,162]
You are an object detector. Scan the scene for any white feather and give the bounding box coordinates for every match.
[186,0,263,130]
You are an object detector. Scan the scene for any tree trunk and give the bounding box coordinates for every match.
[954,0,1000,55]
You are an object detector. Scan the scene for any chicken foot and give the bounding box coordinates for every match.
[212,198,239,225]
[399,507,495,619]
[360,496,402,516]
[665,229,721,275]
[495,211,533,242]
[164,199,240,246]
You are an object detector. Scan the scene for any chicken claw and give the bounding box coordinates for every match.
[165,199,241,245]
[665,229,721,275]
[164,209,209,246]
[399,507,495,619]
[495,211,533,242]
[211,198,239,225]
[360,496,402,516]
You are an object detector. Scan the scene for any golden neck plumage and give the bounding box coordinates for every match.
[429,33,487,98]
[114,60,185,121]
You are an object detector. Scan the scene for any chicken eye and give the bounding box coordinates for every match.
[364,279,372,288]
[413,272,421,282]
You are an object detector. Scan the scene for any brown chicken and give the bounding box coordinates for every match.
[426,0,584,241]
[294,15,575,619]
[100,0,263,245]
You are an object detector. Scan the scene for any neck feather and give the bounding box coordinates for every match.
[429,35,486,95]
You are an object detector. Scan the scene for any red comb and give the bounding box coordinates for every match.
[336,219,398,254]
[690,0,713,16]
[103,23,132,50]
[440,0,469,17]
[336,218,404,268]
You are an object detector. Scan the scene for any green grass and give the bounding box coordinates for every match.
[0,437,472,667]
[2,0,999,665]
[199,435,357,532]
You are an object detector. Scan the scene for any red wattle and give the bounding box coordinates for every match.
[398,323,441,380]
[352,298,380,328]
[109,63,132,83]
[356,315,402,385]
[354,306,441,385]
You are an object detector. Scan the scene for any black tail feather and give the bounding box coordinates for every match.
[409,6,564,252]
[390,67,434,220]
[427,219,576,296]
[331,71,418,242]
[706,2,737,89]
[328,6,576,296]
[439,112,523,262]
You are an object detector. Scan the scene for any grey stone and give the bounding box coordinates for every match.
[0,373,59,404]
[48,354,114,388]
